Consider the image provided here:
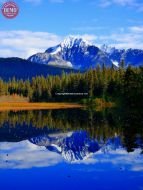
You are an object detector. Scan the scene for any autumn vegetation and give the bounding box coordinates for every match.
[0,62,143,109]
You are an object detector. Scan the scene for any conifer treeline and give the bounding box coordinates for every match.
[0,65,143,106]
[0,109,143,151]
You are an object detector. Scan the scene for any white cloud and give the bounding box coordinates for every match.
[129,26,143,33]
[113,0,136,6]
[0,28,143,59]
[1,140,143,171]
[94,26,143,49]
[99,0,143,11]
[67,34,97,43]
[99,0,112,7]
[78,34,97,43]
[0,30,62,58]
[0,141,63,169]
[78,148,143,172]
[0,31,98,58]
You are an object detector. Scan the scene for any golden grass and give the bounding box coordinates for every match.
[0,95,84,111]
[0,95,29,103]
[0,102,84,111]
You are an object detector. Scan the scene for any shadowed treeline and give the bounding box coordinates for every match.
[0,65,143,107]
[0,108,143,152]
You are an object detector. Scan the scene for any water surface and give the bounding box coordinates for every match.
[0,108,143,190]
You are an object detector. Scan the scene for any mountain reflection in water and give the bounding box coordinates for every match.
[0,109,143,190]
[30,131,100,162]
[0,131,143,171]
[0,108,143,168]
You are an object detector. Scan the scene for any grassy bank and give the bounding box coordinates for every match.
[0,95,115,111]
[0,102,84,111]
[0,95,84,111]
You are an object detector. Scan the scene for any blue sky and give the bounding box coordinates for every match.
[0,0,143,58]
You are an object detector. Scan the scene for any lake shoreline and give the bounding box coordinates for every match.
[0,102,84,111]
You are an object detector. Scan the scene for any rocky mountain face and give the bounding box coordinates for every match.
[1,36,143,80]
[101,44,143,67]
[28,36,112,70]
[28,36,143,70]
[29,131,123,162]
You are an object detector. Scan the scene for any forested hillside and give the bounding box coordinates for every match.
[0,64,142,108]
[0,58,76,80]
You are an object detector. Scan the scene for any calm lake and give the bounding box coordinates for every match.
[0,108,143,190]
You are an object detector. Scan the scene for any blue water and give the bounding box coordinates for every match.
[0,160,143,190]
[0,109,143,190]
[0,138,143,190]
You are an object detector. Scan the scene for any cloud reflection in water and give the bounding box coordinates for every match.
[0,131,143,170]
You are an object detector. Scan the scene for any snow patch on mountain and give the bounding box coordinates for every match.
[28,36,112,69]
[29,131,126,162]
[29,131,99,162]
[50,46,61,55]
[61,36,90,49]
[28,36,143,69]
[112,60,119,67]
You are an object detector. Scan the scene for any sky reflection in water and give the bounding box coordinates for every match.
[0,109,143,190]
[0,132,143,171]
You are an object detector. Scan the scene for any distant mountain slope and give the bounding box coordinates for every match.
[101,45,143,67]
[28,36,112,70]
[30,131,100,162]
[0,57,77,80]
[30,131,123,162]
[28,36,143,69]
[1,37,143,80]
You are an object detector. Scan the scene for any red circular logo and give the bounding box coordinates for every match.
[1,1,19,19]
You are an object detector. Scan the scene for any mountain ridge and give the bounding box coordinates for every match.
[28,36,112,70]
[29,131,123,162]
[28,36,143,69]
[0,57,77,80]
[0,36,143,80]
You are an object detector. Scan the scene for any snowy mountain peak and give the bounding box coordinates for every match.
[29,131,100,162]
[45,36,91,56]
[61,36,90,49]
[29,131,124,162]
[28,36,143,69]
[101,44,116,54]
